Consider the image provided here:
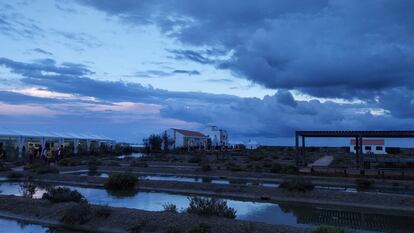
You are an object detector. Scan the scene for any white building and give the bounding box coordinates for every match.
[246,139,260,150]
[165,128,208,150]
[202,126,228,147]
[350,139,386,154]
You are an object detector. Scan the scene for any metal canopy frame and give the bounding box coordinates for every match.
[295,130,414,168]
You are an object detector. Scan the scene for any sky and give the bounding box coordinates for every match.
[0,0,414,145]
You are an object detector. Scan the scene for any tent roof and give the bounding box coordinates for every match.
[0,127,112,141]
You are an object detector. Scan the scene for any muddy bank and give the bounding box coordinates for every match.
[4,172,414,213]
[0,195,308,233]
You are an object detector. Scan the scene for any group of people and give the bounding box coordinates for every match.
[27,143,65,164]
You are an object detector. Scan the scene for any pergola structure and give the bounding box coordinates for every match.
[295,130,414,168]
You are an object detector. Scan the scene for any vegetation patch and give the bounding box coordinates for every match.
[280,177,314,192]
[163,203,178,213]
[0,162,11,172]
[188,223,212,233]
[7,171,23,179]
[57,158,79,166]
[165,224,182,233]
[201,164,212,172]
[130,160,148,167]
[355,178,374,190]
[312,226,345,233]
[24,163,59,174]
[104,173,138,191]
[269,163,298,174]
[188,155,203,163]
[42,187,87,203]
[186,196,236,219]
[61,203,92,225]
[19,182,37,198]
[94,205,112,218]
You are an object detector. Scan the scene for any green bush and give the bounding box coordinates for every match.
[163,203,178,213]
[104,173,138,191]
[186,197,236,219]
[312,226,345,233]
[61,203,92,225]
[355,178,373,190]
[280,177,314,192]
[42,187,87,203]
[188,223,211,233]
[7,171,23,179]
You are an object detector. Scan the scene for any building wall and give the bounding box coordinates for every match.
[203,126,228,147]
[350,144,386,154]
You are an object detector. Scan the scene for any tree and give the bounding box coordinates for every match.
[162,131,170,154]
[144,134,162,153]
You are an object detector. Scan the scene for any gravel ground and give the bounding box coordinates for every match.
[0,195,309,233]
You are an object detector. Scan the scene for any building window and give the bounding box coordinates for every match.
[353,146,357,150]
[365,146,371,150]
[376,146,383,151]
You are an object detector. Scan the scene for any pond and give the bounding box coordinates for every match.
[0,217,83,233]
[0,182,413,233]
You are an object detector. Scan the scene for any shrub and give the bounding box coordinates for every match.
[7,171,23,179]
[188,156,202,163]
[186,197,236,219]
[25,163,59,174]
[107,161,120,166]
[95,205,112,218]
[128,221,147,233]
[269,163,298,174]
[42,187,87,203]
[19,182,37,198]
[0,162,11,172]
[312,226,345,233]
[280,177,314,192]
[88,157,102,166]
[163,203,178,213]
[188,223,211,233]
[61,203,92,225]
[130,160,148,167]
[201,164,211,172]
[104,173,138,191]
[58,158,76,166]
[166,224,182,233]
[355,178,373,190]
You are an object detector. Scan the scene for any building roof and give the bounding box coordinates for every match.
[0,127,113,141]
[350,139,384,145]
[173,128,207,138]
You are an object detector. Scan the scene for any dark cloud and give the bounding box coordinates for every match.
[1,57,414,141]
[76,0,414,100]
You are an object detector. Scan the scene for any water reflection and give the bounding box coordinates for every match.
[0,182,413,233]
[0,217,82,233]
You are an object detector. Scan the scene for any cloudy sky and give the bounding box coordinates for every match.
[0,0,413,144]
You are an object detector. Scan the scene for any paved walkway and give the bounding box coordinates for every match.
[309,156,333,167]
